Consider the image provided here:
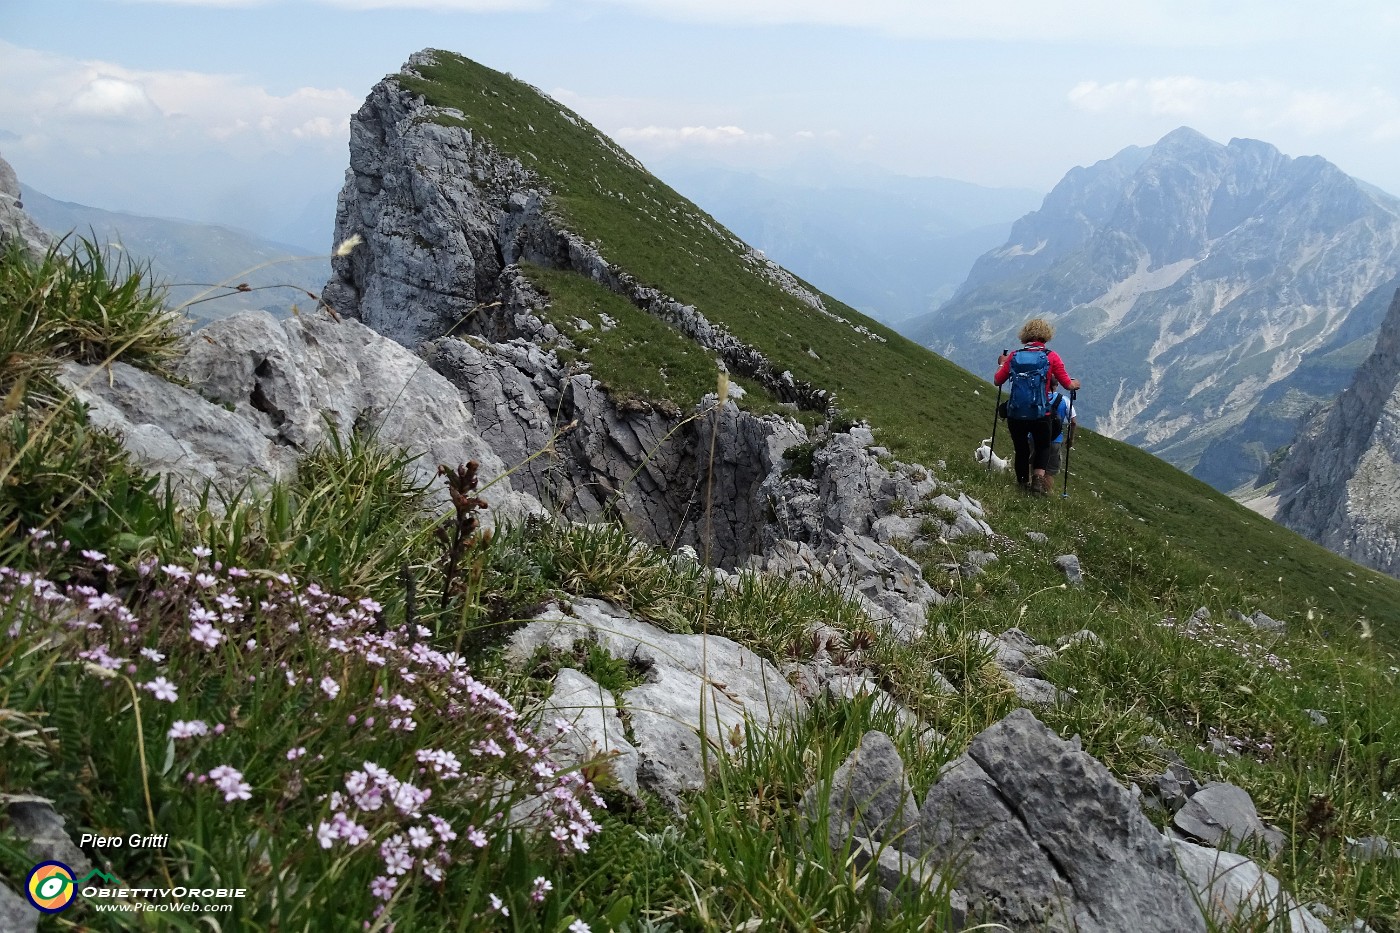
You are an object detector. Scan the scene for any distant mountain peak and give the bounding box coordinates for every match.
[910,128,1400,493]
[1154,125,1218,150]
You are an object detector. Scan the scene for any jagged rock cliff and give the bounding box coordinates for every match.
[1273,288,1400,575]
[319,50,964,635]
[909,127,1400,492]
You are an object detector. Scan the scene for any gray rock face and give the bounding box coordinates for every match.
[326,54,831,412]
[917,709,1207,932]
[1274,289,1400,576]
[1346,835,1398,861]
[430,309,807,565]
[823,674,920,731]
[1054,553,1084,585]
[1155,761,1200,813]
[804,732,964,919]
[506,598,802,804]
[753,432,959,638]
[0,154,52,260]
[543,668,640,799]
[1169,835,1328,932]
[0,880,36,933]
[5,796,91,875]
[61,309,539,520]
[327,57,953,593]
[913,127,1400,491]
[813,730,921,853]
[1172,781,1286,854]
[62,358,295,497]
[321,67,527,348]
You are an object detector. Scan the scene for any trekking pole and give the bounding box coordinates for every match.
[988,348,1007,465]
[1061,388,1077,499]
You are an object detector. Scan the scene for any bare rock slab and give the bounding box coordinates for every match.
[1169,835,1327,932]
[916,709,1206,932]
[508,598,802,802]
[543,668,640,800]
[1172,781,1286,854]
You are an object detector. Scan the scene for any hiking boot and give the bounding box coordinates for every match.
[1031,474,1052,495]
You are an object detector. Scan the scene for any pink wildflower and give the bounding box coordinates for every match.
[143,677,178,702]
[207,765,251,802]
[190,621,224,649]
[168,720,209,739]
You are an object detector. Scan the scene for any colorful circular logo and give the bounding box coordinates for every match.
[26,861,77,913]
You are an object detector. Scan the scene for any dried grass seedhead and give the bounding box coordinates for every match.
[435,460,491,609]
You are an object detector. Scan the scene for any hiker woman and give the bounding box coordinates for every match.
[994,318,1080,495]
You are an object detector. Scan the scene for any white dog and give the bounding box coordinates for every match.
[974,438,1009,472]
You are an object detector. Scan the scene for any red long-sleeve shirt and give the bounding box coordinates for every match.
[993,342,1074,397]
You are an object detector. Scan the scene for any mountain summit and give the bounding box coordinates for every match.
[909,127,1400,491]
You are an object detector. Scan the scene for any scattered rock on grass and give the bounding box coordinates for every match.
[1054,554,1083,585]
[1171,782,1286,855]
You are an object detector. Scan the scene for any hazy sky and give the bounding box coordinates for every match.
[4,0,1400,248]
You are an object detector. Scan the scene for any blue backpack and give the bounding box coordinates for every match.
[1005,346,1052,420]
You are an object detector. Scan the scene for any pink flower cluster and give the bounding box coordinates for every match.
[1,538,604,921]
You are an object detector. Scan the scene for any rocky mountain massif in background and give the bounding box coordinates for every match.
[909,127,1400,493]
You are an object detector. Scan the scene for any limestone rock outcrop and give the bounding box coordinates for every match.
[321,51,961,631]
[62,309,539,520]
[1273,289,1400,576]
[917,708,1207,932]
[506,598,802,805]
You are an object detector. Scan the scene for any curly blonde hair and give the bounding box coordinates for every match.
[1019,318,1054,344]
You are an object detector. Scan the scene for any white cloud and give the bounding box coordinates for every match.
[614,124,775,148]
[68,75,160,120]
[1069,76,1400,142]
[0,41,356,155]
[1068,77,1270,118]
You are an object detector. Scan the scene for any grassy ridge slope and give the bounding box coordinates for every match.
[402,51,1400,637]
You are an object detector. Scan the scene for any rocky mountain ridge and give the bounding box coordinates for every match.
[910,127,1400,492]
[302,52,1369,929]
[1271,287,1400,575]
[319,51,955,635]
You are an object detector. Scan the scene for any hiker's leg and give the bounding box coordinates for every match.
[1028,419,1053,474]
[1009,419,1033,485]
[1028,420,1054,492]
